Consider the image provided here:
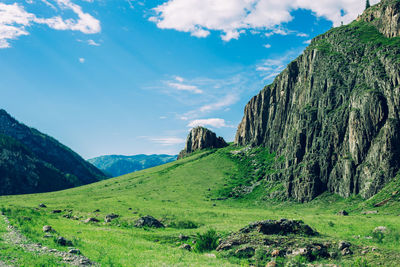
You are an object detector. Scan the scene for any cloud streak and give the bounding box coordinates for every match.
[188,118,233,128]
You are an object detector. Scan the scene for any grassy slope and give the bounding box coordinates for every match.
[0,146,399,266]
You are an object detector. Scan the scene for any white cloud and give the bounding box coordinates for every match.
[150,137,186,146]
[0,1,100,49]
[175,76,184,82]
[79,57,85,63]
[188,118,233,128]
[150,0,381,41]
[264,44,271,48]
[303,39,312,44]
[167,82,203,94]
[296,32,309,37]
[199,93,238,113]
[87,39,100,46]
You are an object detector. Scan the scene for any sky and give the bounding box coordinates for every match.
[0,0,380,159]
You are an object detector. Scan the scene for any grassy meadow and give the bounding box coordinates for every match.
[0,146,399,266]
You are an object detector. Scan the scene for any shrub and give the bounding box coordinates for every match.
[372,231,385,243]
[328,221,335,227]
[194,229,219,252]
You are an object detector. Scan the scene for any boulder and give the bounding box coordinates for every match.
[39,203,47,208]
[338,241,351,250]
[134,215,164,228]
[179,244,191,251]
[56,236,72,246]
[42,225,54,233]
[337,210,349,216]
[84,217,100,223]
[239,219,318,236]
[68,249,81,255]
[52,210,62,214]
[105,213,119,223]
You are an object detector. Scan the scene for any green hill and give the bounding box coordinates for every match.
[0,147,399,266]
[88,154,177,177]
[0,109,108,195]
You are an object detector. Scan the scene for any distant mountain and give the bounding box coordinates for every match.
[88,154,177,177]
[0,109,108,195]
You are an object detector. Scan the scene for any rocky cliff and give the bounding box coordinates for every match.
[178,127,228,159]
[235,0,400,202]
[0,110,108,195]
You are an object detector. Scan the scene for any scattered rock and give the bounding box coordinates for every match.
[134,215,164,228]
[338,241,351,250]
[271,249,281,257]
[105,213,119,223]
[392,191,399,196]
[39,203,47,208]
[84,217,100,223]
[52,210,62,214]
[56,236,72,246]
[374,226,388,233]
[43,234,53,238]
[362,250,368,255]
[68,248,81,255]
[179,244,191,251]
[93,209,100,212]
[362,210,378,215]
[204,253,216,258]
[341,247,353,256]
[266,262,276,267]
[42,225,54,233]
[337,210,349,216]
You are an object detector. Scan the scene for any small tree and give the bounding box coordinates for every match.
[366,0,371,9]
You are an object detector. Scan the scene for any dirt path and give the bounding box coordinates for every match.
[1,214,97,266]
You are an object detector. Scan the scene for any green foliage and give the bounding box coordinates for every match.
[328,221,335,227]
[194,229,219,252]
[168,220,199,229]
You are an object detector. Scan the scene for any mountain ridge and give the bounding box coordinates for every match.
[88,154,177,177]
[0,109,108,195]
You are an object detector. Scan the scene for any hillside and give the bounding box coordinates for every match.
[0,147,399,266]
[88,154,177,177]
[0,110,108,195]
[236,0,400,202]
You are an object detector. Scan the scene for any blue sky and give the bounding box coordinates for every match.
[0,0,379,159]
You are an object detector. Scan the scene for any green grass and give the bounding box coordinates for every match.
[0,146,399,266]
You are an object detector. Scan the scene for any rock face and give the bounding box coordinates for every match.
[178,127,228,159]
[235,0,400,201]
[359,0,400,38]
[0,110,108,195]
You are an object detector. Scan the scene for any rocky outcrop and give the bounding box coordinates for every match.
[178,127,228,159]
[358,0,400,38]
[235,0,400,201]
[0,110,108,195]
